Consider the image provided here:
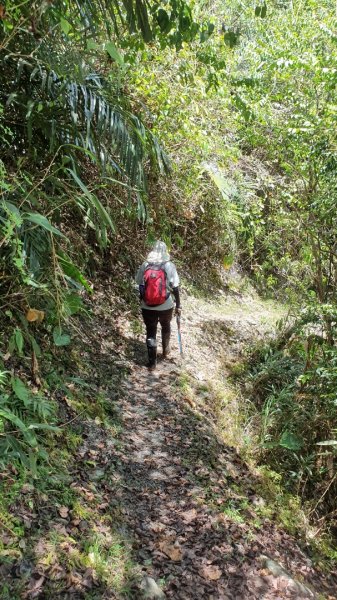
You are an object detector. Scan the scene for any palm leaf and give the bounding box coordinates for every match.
[10,60,168,189]
[0,408,38,448]
[1,0,197,47]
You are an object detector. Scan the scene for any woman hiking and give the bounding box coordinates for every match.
[136,241,181,370]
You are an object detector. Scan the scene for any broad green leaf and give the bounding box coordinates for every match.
[63,293,83,316]
[57,252,92,293]
[60,17,71,35]
[279,431,302,451]
[12,377,30,406]
[224,31,239,49]
[23,213,66,237]
[15,328,24,354]
[53,326,71,347]
[8,334,16,354]
[208,22,215,36]
[2,200,21,218]
[156,9,170,34]
[29,449,38,478]
[30,336,41,358]
[0,408,37,447]
[87,39,99,51]
[105,42,124,66]
[28,423,60,432]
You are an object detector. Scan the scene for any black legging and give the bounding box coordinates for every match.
[142,308,173,341]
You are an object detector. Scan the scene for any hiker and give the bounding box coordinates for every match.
[136,240,181,369]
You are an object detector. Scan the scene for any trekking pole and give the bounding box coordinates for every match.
[176,314,183,356]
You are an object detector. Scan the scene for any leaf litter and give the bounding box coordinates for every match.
[3,284,337,599]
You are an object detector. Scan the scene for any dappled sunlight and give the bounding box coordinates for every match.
[2,1,337,597]
[102,334,331,598]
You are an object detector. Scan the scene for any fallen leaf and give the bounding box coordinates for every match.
[149,521,166,533]
[201,564,222,581]
[26,575,45,598]
[3,352,10,361]
[52,524,68,535]
[58,506,69,518]
[26,309,45,323]
[180,508,197,523]
[158,541,183,561]
[227,564,237,574]
[21,483,34,494]
[35,539,46,557]
[140,576,165,598]
[84,490,95,501]
[22,515,33,529]
[48,563,65,580]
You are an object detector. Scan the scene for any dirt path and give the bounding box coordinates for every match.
[4,289,337,599]
[109,292,337,599]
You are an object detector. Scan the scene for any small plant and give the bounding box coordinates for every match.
[0,373,58,476]
[221,501,245,524]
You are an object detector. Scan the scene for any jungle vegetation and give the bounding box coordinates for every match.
[1,0,337,555]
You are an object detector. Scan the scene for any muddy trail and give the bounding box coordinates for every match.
[4,287,337,599]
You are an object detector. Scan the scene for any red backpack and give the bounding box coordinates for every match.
[143,263,168,306]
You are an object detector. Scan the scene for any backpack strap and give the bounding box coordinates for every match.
[144,261,168,273]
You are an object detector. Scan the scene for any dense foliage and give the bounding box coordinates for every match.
[127,0,337,528]
[1,0,337,540]
[0,0,177,467]
[226,1,337,525]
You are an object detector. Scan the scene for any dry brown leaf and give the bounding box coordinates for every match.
[21,483,34,494]
[149,521,166,533]
[3,352,11,361]
[0,5,6,19]
[84,490,95,501]
[26,309,45,323]
[180,508,197,523]
[26,575,45,598]
[35,539,46,557]
[158,541,183,561]
[183,208,195,220]
[183,395,196,408]
[58,506,69,518]
[31,349,40,385]
[201,564,222,581]
[48,563,65,580]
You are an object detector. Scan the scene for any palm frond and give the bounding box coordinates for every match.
[4,57,169,189]
[1,0,198,47]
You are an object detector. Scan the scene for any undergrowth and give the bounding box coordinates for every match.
[173,298,337,567]
[230,313,337,552]
[0,299,138,598]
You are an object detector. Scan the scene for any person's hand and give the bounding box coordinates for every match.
[175,307,182,316]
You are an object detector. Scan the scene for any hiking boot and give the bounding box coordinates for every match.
[146,337,157,370]
[162,332,171,359]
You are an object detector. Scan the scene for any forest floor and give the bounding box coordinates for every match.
[2,281,337,599]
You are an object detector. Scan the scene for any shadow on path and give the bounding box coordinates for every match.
[108,334,337,599]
